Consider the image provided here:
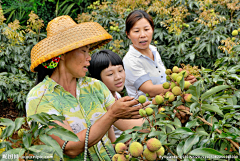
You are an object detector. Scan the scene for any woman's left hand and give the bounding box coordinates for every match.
[174,105,190,124]
[185,75,197,84]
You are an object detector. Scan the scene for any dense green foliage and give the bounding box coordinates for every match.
[0,113,79,160]
[0,0,239,160]
[0,0,96,28]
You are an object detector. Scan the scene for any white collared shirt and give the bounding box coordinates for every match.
[123,44,166,99]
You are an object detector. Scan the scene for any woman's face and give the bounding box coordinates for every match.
[62,45,91,78]
[127,18,153,52]
[100,64,125,94]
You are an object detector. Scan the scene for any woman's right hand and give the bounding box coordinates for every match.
[109,96,144,120]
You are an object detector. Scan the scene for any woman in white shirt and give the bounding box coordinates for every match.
[123,10,196,99]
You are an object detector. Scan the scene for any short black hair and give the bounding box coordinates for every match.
[88,49,123,81]
[34,65,55,85]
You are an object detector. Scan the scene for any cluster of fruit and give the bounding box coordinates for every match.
[232,28,240,41]
[136,65,202,125]
[112,138,164,161]
[87,0,100,9]
[154,66,195,105]
[110,25,120,32]
[179,23,190,28]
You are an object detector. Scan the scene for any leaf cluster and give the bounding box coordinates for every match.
[0,112,79,161]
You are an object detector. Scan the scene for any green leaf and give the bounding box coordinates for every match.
[201,104,223,115]
[1,123,15,140]
[114,134,132,144]
[123,126,142,134]
[188,148,224,156]
[39,134,63,158]
[27,145,53,153]
[22,133,32,148]
[0,118,13,126]
[177,140,185,157]
[173,117,182,128]
[172,127,194,135]
[148,131,164,137]
[196,127,209,136]
[28,113,48,125]
[46,127,79,142]
[183,135,200,154]
[1,148,26,161]
[185,119,199,129]
[201,85,230,100]
[14,117,25,131]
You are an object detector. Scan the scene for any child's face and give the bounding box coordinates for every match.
[100,64,125,94]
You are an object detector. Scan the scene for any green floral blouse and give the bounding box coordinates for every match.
[26,76,116,161]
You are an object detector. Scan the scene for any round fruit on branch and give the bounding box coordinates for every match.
[138,95,146,104]
[129,141,143,157]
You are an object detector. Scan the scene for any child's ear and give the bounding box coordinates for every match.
[126,31,130,39]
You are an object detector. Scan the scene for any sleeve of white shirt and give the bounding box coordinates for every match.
[123,57,151,90]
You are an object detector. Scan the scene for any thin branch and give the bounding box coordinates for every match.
[181,109,240,151]
[164,145,181,161]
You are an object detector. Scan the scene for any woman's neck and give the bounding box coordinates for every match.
[50,68,77,97]
[133,45,154,61]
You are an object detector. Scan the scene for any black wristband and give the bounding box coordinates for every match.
[62,141,69,152]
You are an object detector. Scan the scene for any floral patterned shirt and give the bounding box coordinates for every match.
[25,76,116,161]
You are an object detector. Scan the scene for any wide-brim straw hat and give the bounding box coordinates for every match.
[30,15,113,72]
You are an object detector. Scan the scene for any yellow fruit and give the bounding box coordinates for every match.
[168,94,175,102]
[179,70,188,78]
[156,146,165,156]
[232,30,238,36]
[147,138,162,152]
[115,142,127,153]
[165,69,171,75]
[139,109,147,117]
[18,128,26,138]
[138,95,146,104]
[165,92,173,98]
[171,82,176,89]
[176,75,183,84]
[155,95,164,104]
[112,154,120,161]
[146,93,150,97]
[117,154,127,161]
[171,73,178,81]
[184,81,192,90]
[129,142,143,157]
[158,107,165,114]
[232,37,236,41]
[172,66,179,73]
[163,82,170,89]
[143,148,157,161]
[172,86,182,96]
[184,94,193,102]
[166,75,171,81]
[145,107,154,116]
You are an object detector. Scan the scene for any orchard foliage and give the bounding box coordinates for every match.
[0,0,239,160]
[114,62,239,160]
[0,7,45,113]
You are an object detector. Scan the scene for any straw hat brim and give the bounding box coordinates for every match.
[30,22,112,72]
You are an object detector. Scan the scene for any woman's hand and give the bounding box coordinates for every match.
[174,105,190,124]
[109,96,147,120]
[185,75,197,84]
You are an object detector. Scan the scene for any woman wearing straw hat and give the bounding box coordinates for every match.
[26,15,148,160]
